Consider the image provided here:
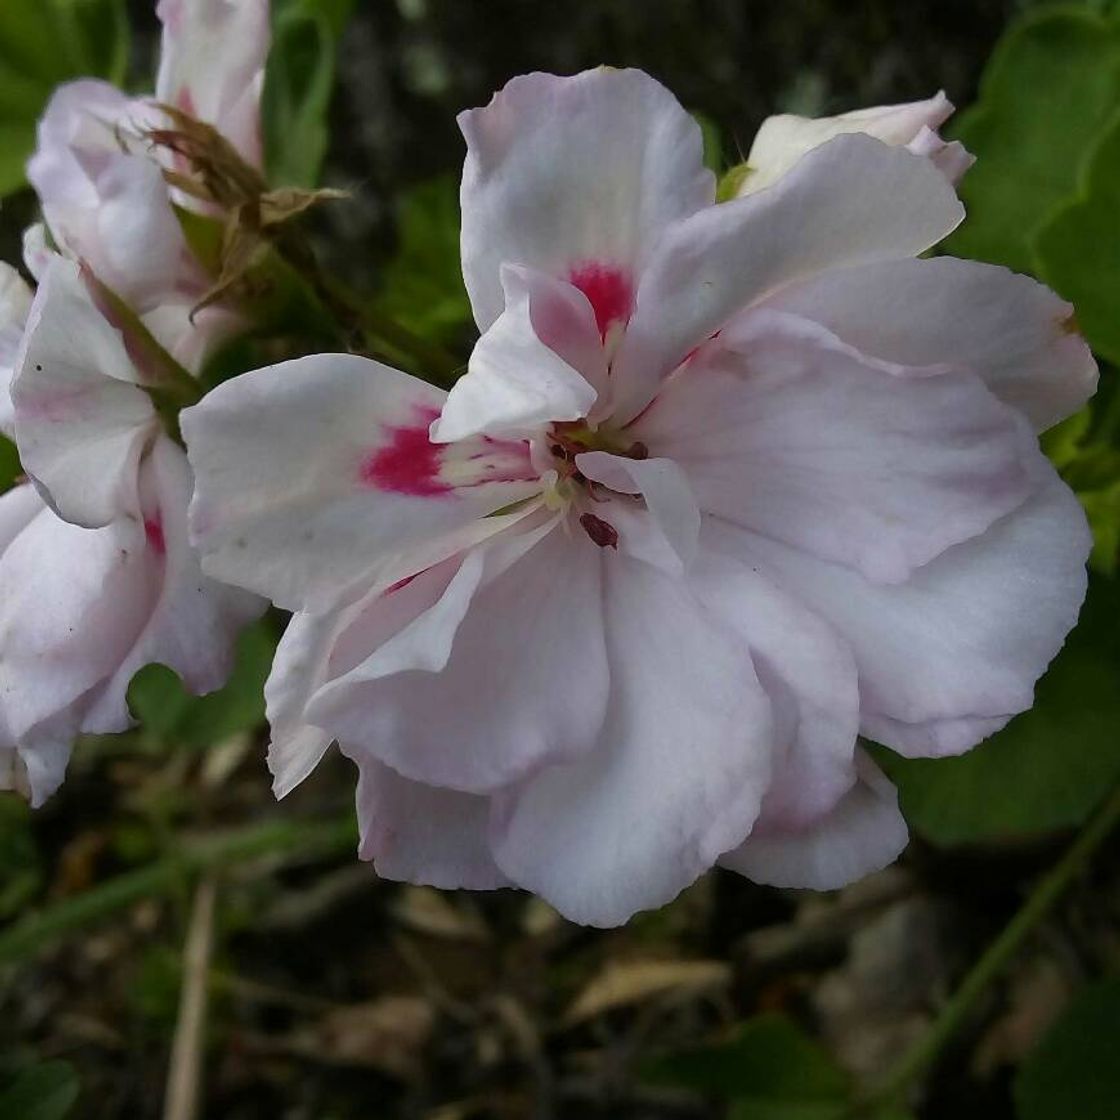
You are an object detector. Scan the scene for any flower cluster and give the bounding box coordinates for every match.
[0,0,268,804]
[0,8,1098,927]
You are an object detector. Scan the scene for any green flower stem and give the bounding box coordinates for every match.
[852,781,1120,1116]
[0,815,356,966]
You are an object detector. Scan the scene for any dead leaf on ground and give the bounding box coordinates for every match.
[563,958,731,1026]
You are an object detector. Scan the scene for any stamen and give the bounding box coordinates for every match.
[580,512,619,549]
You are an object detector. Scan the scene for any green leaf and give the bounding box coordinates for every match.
[0,434,21,492]
[874,575,1120,844]
[0,0,129,198]
[0,1060,80,1120]
[263,0,354,188]
[945,7,1120,274]
[127,620,276,749]
[1034,113,1120,364]
[644,1014,852,1118]
[1014,977,1120,1120]
[374,175,473,344]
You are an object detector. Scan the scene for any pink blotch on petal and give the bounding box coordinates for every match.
[144,517,166,555]
[359,407,452,497]
[569,262,634,340]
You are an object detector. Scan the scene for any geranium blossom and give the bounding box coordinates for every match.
[23,0,268,364]
[739,91,974,194]
[183,69,1095,926]
[0,258,262,804]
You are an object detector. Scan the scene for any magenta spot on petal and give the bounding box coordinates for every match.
[359,407,452,497]
[144,517,166,556]
[569,262,633,341]
[385,573,417,595]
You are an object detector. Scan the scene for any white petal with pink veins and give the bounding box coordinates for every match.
[610,134,964,420]
[346,749,510,890]
[636,311,1033,584]
[155,0,270,167]
[721,753,908,890]
[0,262,32,437]
[760,256,1097,432]
[182,354,541,613]
[717,458,1091,758]
[459,67,714,331]
[489,550,772,927]
[741,91,957,194]
[432,265,599,442]
[689,540,861,830]
[80,437,265,734]
[12,258,157,527]
[308,518,611,795]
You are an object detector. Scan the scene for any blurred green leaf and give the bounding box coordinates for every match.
[644,1014,853,1119]
[874,575,1120,844]
[1035,113,1120,365]
[946,7,1120,274]
[0,434,21,491]
[0,0,129,198]
[127,620,275,749]
[374,175,473,344]
[0,798,42,919]
[263,0,354,188]
[0,1060,80,1120]
[1014,977,1120,1120]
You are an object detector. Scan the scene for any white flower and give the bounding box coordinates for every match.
[0,258,262,804]
[739,91,974,195]
[183,69,1095,926]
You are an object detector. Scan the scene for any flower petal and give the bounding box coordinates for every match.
[721,753,908,890]
[636,311,1032,584]
[714,459,1091,758]
[610,134,964,421]
[489,550,772,927]
[459,68,714,331]
[182,354,540,612]
[689,541,860,829]
[12,257,157,527]
[79,437,265,734]
[155,0,270,166]
[346,749,509,890]
[432,264,599,442]
[308,518,611,794]
[742,92,955,195]
[0,262,32,437]
[760,256,1097,432]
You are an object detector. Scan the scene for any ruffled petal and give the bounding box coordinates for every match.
[12,258,157,527]
[308,517,612,794]
[182,354,541,612]
[689,540,860,829]
[742,91,956,194]
[712,459,1091,758]
[489,550,772,927]
[721,753,908,890]
[610,134,964,421]
[432,265,599,442]
[459,67,714,331]
[346,750,510,890]
[636,311,1032,584]
[760,256,1097,432]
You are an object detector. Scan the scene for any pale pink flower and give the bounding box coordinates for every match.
[0,258,262,803]
[24,0,269,352]
[739,91,974,195]
[183,69,1094,925]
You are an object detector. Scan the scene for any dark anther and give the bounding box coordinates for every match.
[580,512,619,549]
[626,440,649,460]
